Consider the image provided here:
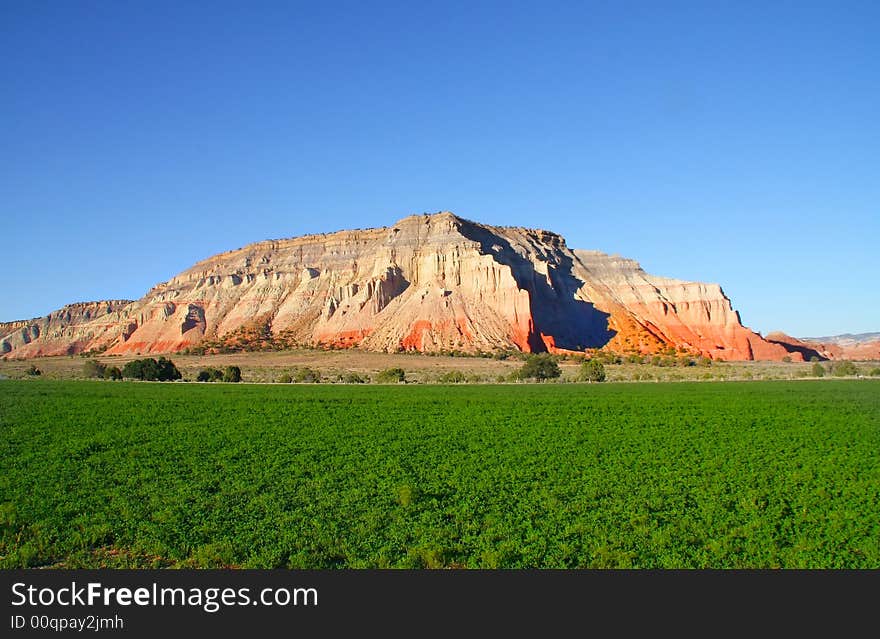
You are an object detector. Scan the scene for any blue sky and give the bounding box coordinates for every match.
[2,1,877,337]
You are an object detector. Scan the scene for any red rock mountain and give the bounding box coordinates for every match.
[1,212,802,361]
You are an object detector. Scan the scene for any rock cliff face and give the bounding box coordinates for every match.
[1,212,800,360]
[0,301,133,357]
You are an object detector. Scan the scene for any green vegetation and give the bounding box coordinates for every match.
[438,371,467,383]
[376,367,406,383]
[104,366,122,381]
[577,359,606,383]
[1,379,877,569]
[122,357,182,382]
[197,368,224,382]
[83,359,106,379]
[830,361,858,377]
[811,362,826,377]
[516,354,561,381]
[26,365,41,377]
[291,367,321,383]
[223,366,242,383]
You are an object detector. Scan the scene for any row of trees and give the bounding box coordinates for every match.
[122,357,182,381]
[77,356,608,384]
[810,361,875,377]
[76,353,875,384]
[197,366,242,383]
[84,357,180,381]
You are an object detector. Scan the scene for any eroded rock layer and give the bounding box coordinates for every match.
[1,212,799,360]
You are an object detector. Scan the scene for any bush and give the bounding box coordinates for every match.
[811,362,825,378]
[197,368,224,382]
[122,357,181,381]
[340,372,366,384]
[157,357,182,381]
[376,367,406,383]
[292,367,321,383]
[26,364,41,376]
[577,359,606,383]
[223,366,242,383]
[516,354,561,381]
[869,368,880,377]
[83,359,107,378]
[104,366,122,381]
[438,371,467,383]
[277,373,293,384]
[830,361,858,377]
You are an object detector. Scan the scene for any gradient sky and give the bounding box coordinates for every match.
[2,1,877,337]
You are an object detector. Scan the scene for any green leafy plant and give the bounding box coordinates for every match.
[376,368,406,383]
[197,368,224,382]
[122,357,181,381]
[83,359,107,379]
[577,359,606,383]
[515,354,560,381]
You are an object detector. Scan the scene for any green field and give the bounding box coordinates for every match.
[1,379,878,568]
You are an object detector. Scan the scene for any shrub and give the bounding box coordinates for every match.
[577,359,606,383]
[26,364,41,376]
[376,367,406,383]
[438,371,467,383]
[516,354,561,381]
[104,366,122,381]
[83,359,107,378]
[292,367,321,383]
[811,362,825,378]
[197,368,224,382]
[157,357,182,381]
[869,368,880,377]
[830,361,858,377]
[223,366,242,383]
[122,357,181,381]
[340,372,366,384]
[277,373,293,384]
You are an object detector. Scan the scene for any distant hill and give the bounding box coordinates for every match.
[766,332,880,361]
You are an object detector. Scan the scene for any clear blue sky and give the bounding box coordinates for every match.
[2,1,877,337]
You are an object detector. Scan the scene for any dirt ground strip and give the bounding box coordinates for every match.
[1,349,877,384]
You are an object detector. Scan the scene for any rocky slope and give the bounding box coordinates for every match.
[2,212,802,360]
[767,332,880,361]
